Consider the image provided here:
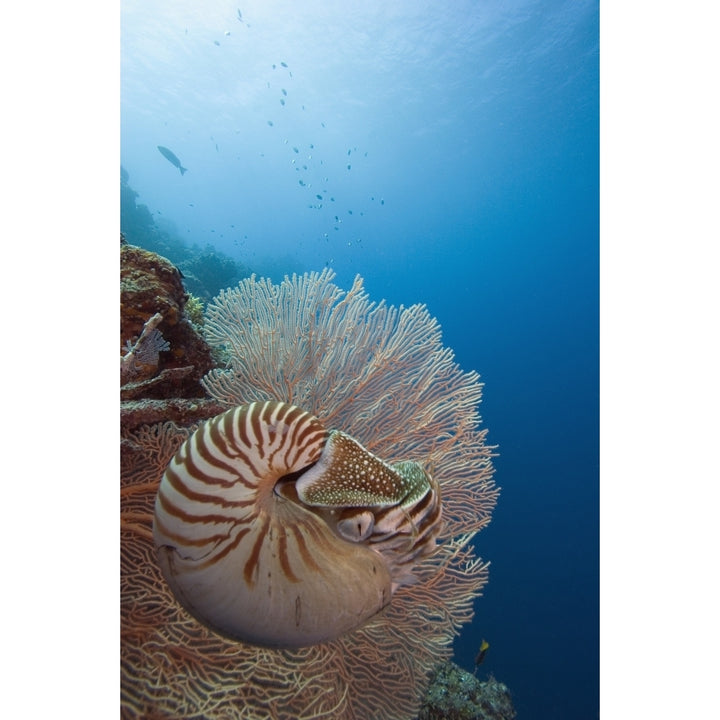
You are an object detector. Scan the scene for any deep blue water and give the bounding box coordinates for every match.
[121,1,599,717]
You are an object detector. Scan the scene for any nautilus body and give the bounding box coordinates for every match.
[153,400,442,648]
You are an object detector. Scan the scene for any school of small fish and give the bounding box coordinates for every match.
[158,7,386,258]
[260,54,385,248]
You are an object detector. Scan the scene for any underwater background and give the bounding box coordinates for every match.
[121,1,599,718]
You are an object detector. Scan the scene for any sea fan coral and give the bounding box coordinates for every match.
[121,269,498,719]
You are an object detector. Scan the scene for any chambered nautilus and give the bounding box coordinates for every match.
[153,400,443,648]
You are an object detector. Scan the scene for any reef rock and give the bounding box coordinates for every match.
[418,661,516,720]
[121,243,215,403]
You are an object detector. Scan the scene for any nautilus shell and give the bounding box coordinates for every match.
[153,400,442,648]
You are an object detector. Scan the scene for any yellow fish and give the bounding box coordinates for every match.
[474,639,490,667]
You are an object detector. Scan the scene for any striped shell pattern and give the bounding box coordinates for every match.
[153,401,443,648]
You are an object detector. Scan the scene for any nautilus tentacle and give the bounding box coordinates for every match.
[153,400,443,648]
[295,429,443,589]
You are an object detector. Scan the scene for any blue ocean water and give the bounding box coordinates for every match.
[121,1,599,718]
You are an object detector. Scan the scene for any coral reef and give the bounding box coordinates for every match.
[179,247,246,302]
[120,242,216,428]
[120,168,251,300]
[121,270,500,719]
[120,167,158,251]
[418,661,516,720]
[183,294,205,328]
[120,397,227,430]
